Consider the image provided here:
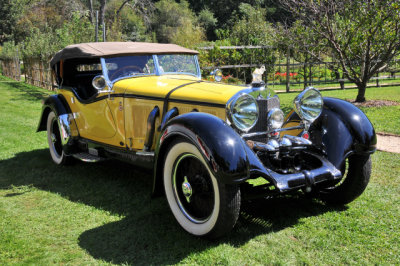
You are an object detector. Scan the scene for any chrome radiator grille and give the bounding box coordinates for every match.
[249,96,280,133]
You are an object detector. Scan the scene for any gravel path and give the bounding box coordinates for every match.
[377,133,400,154]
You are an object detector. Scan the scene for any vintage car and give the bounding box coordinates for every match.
[37,42,376,238]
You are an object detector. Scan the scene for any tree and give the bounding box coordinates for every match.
[228,4,275,45]
[280,0,400,102]
[153,0,205,47]
[0,0,26,44]
[198,8,217,40]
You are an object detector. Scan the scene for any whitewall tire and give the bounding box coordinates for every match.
[163,139,240,238]
[46,111,70,165]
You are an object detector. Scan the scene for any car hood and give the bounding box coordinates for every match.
[114,75,249,106]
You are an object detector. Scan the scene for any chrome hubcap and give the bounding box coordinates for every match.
[182,176,192,203]
[172,153,214,224]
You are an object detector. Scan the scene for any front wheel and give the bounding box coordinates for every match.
[318,154,371,205]
[46,111,72,165]
[163,139,241,239]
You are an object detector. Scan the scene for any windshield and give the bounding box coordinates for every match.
[103,54,199,83]
[157,54,199,76]
[104,55,155,82]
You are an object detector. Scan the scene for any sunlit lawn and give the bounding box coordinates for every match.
[0,75,399,264]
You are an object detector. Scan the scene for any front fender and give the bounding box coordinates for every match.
[152,112,250,196]
[283,97,377,169]
[317,97,376,168]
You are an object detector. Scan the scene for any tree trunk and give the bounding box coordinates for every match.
[355,83,367,102]
[88,0,94,23]
[116,0,130,18]
[99,0,107,28]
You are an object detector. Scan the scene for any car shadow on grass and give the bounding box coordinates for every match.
[3,80,53,102]
[0,149,347,265]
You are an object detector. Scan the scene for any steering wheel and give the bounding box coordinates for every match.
[110,66,144,80]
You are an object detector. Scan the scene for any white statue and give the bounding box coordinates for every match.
[252,65,266,84]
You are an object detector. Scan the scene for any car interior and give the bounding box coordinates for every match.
[61,58,102,101]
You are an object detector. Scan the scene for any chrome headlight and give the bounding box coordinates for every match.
[228,94,258,132]
[267,108,285,130]
[293,87,323,123]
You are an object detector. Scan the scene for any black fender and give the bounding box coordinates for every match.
[318,97,376,168]
[286,97,376,169]
[152,112,250,196]
[37,94,79,154]
[37,94,72,132]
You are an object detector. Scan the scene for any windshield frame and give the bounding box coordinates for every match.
[101,54,201,88]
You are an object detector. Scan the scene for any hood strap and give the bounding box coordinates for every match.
[162,80,203,120]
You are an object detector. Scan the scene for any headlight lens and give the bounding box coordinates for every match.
[211,69,223,82]
[267,108,285,129]
[230,94,258,132]
[293,87,323,123]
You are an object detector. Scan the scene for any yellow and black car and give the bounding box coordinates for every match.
[37,42,376,238]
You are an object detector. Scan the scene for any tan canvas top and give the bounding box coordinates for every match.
[50,42,199,67]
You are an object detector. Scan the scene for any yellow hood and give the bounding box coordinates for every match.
[114,75,249,105]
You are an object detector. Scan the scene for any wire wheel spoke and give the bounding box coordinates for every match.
[173,153,215,223]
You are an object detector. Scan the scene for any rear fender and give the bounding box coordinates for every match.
[37,94,79,154]
[37,95,71,131]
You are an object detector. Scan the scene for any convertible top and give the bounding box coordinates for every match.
[50,42,199,67]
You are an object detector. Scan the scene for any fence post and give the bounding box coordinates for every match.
[102,22,106,42]
[286,47,290,92]
[16,48,21,81]
[303,53,307,90]
[95,11,99,42]
[376,72,380,87]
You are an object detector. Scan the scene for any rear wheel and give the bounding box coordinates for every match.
[318,155,371,204]
[46,111,72,165]
[163,139,240,238]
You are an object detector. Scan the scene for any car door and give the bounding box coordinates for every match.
[72,94,117,140]
[62,89,117,142]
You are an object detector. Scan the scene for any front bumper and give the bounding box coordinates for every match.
[267,153,341,192]
[245,137,342,193]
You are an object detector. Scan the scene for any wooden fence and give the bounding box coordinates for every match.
[1,58,21,81]
[24,58,56,91]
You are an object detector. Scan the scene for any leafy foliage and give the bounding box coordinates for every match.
[153,0,205,47]
[280,0,400,102]
[228,4,275,45]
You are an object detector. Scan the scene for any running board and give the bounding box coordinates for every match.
[72,152,105,163]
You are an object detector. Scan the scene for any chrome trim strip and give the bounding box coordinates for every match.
[241,131,267,138]
[275,125,304,132]
[100,58,113,89]
[57,114,72,146]
[194,55,201,78]
[136,151,155,156]
[153,54,161,76]
[241,125,304,138]
[283,135,312,145]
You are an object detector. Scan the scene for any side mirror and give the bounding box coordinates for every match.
[210,69,223,82]
[92,75,106,91]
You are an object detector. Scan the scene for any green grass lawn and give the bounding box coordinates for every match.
[1,76,399,264]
